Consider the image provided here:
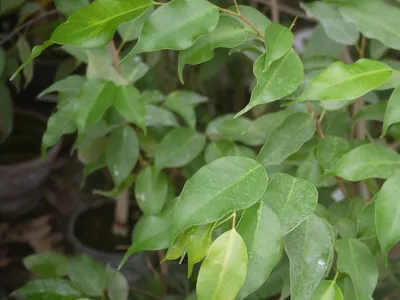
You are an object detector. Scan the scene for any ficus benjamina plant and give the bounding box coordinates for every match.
[9,0,400,299]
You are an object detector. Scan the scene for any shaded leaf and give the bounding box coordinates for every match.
[309,280,344,300]
[38,75,86,98]
[228,5,271,35]
[16,36,33,88]
[382,86,400,136]
[264,23,293,71]
[54,0,89,15]
[145,104,179,127]
[106,266,128,300]
[204,140,235,164]
[316,135,352,174]
[23,252,69,279]
[15,279,82,299]
[117,7,154,42]
[165,94,197,129]
[353,101,387,122]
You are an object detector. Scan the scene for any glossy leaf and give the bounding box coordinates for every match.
[187,224,214,277]
[263,173,318,235]
[135,165,169,216]
[178,16,248,83]
[264,23,293,71]
[114,85,146,132]
[15,279,82,299]
[236,201,282,299]
[38,75,86,98]
[23,252,69,279]
[316,136,352,174]
[309,280,344,300]
[145,104,179,127]
[106,266,128,300]
[336,238,378,300]
[155,128,206,170]
[171,157,268,245]
[382,86,400,136]
[237,49,303,116]
[298,59,392,102]
[257,112,315,167]
[375,172,400,263]
[331,143,400,181]
[68,254,106,297]
[106,126,139,187]
[54,0,89,15]
[123,0,219,61]
[301,2,359,45]
[196,229,248,300]
[285,215,335,300]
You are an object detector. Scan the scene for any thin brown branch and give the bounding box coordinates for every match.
[360,35,367,59]
[233,0,241,14]
[306,102,325,139]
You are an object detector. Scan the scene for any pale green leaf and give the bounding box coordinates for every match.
[301,2,359,45]
[336,275,357,300]
[204,140,235,164]
[106,126,139,187]
[155,127,206,170]
[263,173,318,235]
[187,224,214,277]
[54,0,89,15]
[123,0,219,61]
[229,145,256,160]
[117,7,154,42]
[135,165,169,216]
[178,16,248,83]
[237,49,303,116]
[165,94,197,129]
[142,90,165,104]
[145,104,179,127]
[298,59,392,102]
[23,253,69,279]
[106,266,128,300]
[38,75,86,98]
[236,201,282,299]
[264,23,293,71]
[15,279,82,299]
[285,215,335,300]
[196,229,248,300]
[257,112,315,167]
[316,135,352,174]
[171,157,268,245]
[382,86,400,136]
[375,172,400,263]
[309,280,344,300]
[331,143,400,181]
[336,238,378,300]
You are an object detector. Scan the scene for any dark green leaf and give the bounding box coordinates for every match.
[263,23,293,71]
[77,137,107,164]
[16,36,33,88]
[106,266,128,300]
[23,253,69,279]
[382,86,400,136]
[15,279,82,299]
[316,136,352,174]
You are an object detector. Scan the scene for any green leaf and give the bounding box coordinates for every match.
[171,157,268,245]
[142,90,165,104]
[0,84,13,143]
[155,127,206,170]
[178,16,248,83]
[369,40,388,60]
[236,201,282,299]
[331,143,400,181]
[135,165,169,216]
[106,126,139,187]
[375,172,400,263]
[316,136,352,174]
[106,266,128,300]
[309,280,344,300]
[145,104,179,127]
[304,24,344,59]
[216,117,265,146]
[263,23,293,71]
[257,112,315,167]
[196,229,248,300]
[114,85,146,133]
[121,56,149,84]
[285,215,335,300]
[123,0,219,61]
[322,110,352,137]
[263,173,318,235]
[229,145,256,160]
[298,59,392,102]
[68,254,106,297]
[237,49,303,116]
[227,5,271,34]
[15,279,82,299]
[353,101,387,122]
[16,36,33,88]
[38,75,86,98]
[204,140,235,164]
[336,218,357,238]
[23,253,69,279]
[54,0,89,15]
[336,275,357,300]
[337,0,400,50]
[117,6,154,42]
[187,224,214,277]
[301,2,359,45]
[382,86,400,137]
[336,238,378,300]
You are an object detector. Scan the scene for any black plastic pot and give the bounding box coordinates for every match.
[0,109,60,219]
[68,198,153,283]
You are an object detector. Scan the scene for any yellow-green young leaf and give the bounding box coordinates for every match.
[106,266,128,300]
[106,126,139,187]
[178,16,248,83]
[11,1,153,79]
[382,86,400,137]
[197,229,248,300]
[316,136,352,174]
[170,157,268,246]
[263,173,318,235]
[263,23,293,71]
[54,0,89,15]
[298,59,392,102]
[164,231,188,262]
[285,215,335,300]
[15,279,82,299]
[331,143,400,181]
[114,85,146,133]
[309,280,344,300]
[122,0,219,62]
[145,104,179,127]
[187,224,214,277]
[337,0,400,50]
[237,49,303,116]
[236,201,282,300]
[257,112,315,167]
[117,7,154,42]
[16,36,33,88]
[38,75,86,98]
[155,128,206,171]
[375,172,400,264]
[135,165,169,216]
[23,252,69,279]
[300,2,359,45]
[336,238,378,300]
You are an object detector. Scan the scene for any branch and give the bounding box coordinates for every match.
[306,102,325,139]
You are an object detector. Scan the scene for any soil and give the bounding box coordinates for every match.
[74,202,136,253]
